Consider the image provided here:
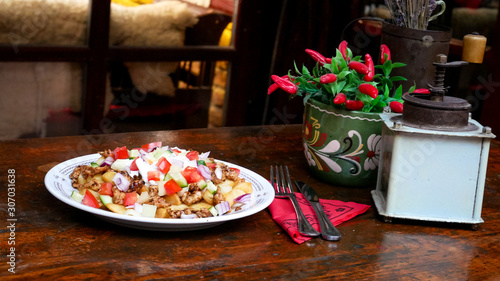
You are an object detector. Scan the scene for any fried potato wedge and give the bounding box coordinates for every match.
[163,194,182,205]
[106,203,127,214]
[92,174,104,184]
[233,182,252,194]
[102,171,116,183]
[155,207,169,218]
[224,188,246,206]
[77,174,86,185]
[168,204,189,211]
[190,202,212,211]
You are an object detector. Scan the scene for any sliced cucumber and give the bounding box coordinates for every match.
[208,206,218,217]
[154,148,172,160]
[198,179,207,190]
[129,149,140,158]
[90,162,99,168]
[95,157,105,166]
[70,190,84,203]
[169,171,188,187]
[206,181,217,195]
[99,195,113,206]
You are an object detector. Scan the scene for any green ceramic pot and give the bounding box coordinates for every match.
[303,99,384,188]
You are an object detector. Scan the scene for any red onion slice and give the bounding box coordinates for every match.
[100,156,114,167]
[215,201,230,215]
[169,158,184,169]
[112,173,130,192]
[134,203,143,214]
[197,165,212,180]
[181,213,197,219]
[234,193,251,204]
[214,167,222,180]
[199,151,210,159]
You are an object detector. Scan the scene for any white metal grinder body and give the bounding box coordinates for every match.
[371,53,496,226]
[371,114,494,224]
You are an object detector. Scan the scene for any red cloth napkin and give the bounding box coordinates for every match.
[268,193,370,244]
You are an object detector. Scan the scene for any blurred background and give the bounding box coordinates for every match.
[0,0,498,140]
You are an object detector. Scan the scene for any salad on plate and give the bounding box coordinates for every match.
[68,142,253,219]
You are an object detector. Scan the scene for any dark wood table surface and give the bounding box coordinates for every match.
[1,124,499,280]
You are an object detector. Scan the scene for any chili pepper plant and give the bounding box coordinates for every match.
[268,41,417,113]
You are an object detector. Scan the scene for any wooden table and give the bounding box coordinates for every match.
[1,125,499,280]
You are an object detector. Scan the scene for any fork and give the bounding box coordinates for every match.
[271,165,320,237]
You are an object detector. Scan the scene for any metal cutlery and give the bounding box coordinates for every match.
[295,180,342,241]
[270,165,320,237]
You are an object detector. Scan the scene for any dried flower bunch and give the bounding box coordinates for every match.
[268,41,420,113]
[384,0,444,30]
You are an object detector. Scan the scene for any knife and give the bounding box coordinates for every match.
[295,181,342,241]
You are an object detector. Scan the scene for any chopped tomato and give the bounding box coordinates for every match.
[186,151,199,161]
[113,146,129,159]
[181,166,204,183]
[206,162,216,169]
[123,192,138,206]
[147,171,161,182]
[157,157,172,174]
[130,158,139,171]
[98,182,113,196]
[230,167,240,176]
[82,190,100,208]
[164,179,182,195]
[172,148,182,155]
[141,142,162,152]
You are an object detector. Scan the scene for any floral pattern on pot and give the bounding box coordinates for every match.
[303,99,384,188]
[364,134,382,171]
[303,125,364,175]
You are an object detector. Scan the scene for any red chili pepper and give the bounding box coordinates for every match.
[390,101,404,113]
[380,44,391,64]
[348,61,369,75]
[345,99,364,111]
[305,49,327,65]
[358,83,378,99]
[333,93,346,105]
[412,88,430,94]
[267,83,279,95]
[319,73,337,84]
[271,75,297,94]
[363,54,375,82]
[339,40,349,61]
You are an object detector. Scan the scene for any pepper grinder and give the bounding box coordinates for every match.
[371,33,495,228]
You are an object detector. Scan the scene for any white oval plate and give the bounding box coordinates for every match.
[45,154,274,231]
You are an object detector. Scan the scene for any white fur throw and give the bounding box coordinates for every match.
[0,0,198,140]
